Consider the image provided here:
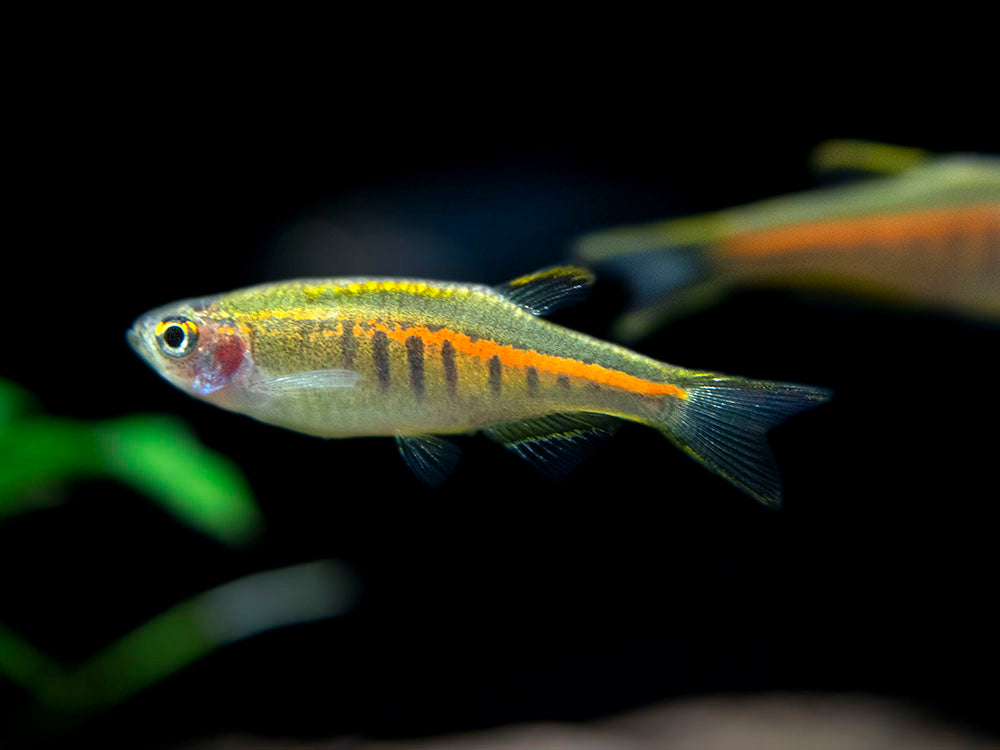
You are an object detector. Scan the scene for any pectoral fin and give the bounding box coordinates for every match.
[394,434,462,487]
[247,369,361,394]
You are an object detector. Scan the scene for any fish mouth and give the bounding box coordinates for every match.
[126,326,154,364]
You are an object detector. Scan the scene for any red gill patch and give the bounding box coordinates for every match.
[213,334,247,379]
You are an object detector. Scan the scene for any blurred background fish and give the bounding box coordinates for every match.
[574,140,1000,340]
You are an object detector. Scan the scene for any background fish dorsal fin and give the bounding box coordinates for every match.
[495,266,596,315]
[394,434,462,487]
[809,139,931,180]
[484,412,619,479]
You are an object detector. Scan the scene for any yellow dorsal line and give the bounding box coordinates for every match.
[229,281,479,323]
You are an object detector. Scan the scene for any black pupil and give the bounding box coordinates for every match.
[163,325,186,349]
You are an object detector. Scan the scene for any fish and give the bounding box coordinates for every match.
[127,267,830,507]
[574,140,1000,340]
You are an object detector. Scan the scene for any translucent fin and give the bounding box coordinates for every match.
[611,280,731,342]
[394,434,461,487]
[572,217,723,340]
[495,266,596,315]
[593,246,707,311]
[660,378,831,508]
[484,412,619,478]
[589,246,719,340]
[248,369,361,394]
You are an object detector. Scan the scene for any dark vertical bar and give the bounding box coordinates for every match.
[488,354,502,396]
[441,339,458,397]
[405,335,425,399]
[372,330,390,392]
[557,373,571,390]
[984,222,999,277]
[341,319,357,368]
[525,365,539,397]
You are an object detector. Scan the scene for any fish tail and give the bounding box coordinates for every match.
[654,374,831,508]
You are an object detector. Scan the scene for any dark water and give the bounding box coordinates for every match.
[4,91,998,747]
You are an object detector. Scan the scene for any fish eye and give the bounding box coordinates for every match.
[155,316,200,358]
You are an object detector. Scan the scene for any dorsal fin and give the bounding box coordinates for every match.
[483,412,619,478]
[495,266,596,316]
[809,139,930,178]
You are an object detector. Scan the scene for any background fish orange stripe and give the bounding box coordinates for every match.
[720,204,998,257]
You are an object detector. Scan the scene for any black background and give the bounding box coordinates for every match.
[3,59,998,748]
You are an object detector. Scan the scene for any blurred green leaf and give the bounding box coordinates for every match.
[0,624,63,697]
[1,561,359,739]
[0,418,98,516]
[95,414,262,546]
[0,378,36,427]
[57,601,214,715]
[0,378,262,546]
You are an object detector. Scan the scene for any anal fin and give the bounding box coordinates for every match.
[484,412,619,479]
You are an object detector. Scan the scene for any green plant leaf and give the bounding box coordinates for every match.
[96,415,263,546]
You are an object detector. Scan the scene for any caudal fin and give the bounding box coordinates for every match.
[659,376,831,508]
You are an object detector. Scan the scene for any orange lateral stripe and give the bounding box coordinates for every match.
[722,203,1000,257]
[356,320,686,399]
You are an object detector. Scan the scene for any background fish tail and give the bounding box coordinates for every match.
[655,375,831,508]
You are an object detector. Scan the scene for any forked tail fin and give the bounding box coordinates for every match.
[658,376,831,507]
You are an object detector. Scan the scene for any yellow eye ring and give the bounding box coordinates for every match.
[155,316,200,358]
